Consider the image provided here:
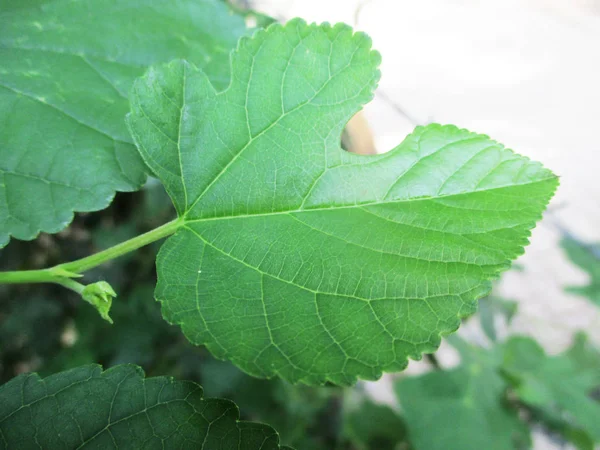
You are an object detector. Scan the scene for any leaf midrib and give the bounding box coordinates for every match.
[180,44,371,220]
[182,176,555,224]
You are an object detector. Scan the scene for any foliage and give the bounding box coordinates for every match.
[0,181,361,450]
[343,396,410,450]
[502,335,600,443]
[0,0,249,246]
[396,336,530,450]
[2,0,592,449]
[128,18,556,385]
[0,364,289,449]
[561,236,600,307]
[395,333,600,450]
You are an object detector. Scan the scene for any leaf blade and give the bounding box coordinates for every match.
[129,19,558,385]
[0,0,249,246]
[0,364,288,449]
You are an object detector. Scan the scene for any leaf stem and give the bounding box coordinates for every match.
[56,218,183,274]
[0,268,62,285]
[0,218,184,286]
[0,268,86,292]
[56,278,86,295]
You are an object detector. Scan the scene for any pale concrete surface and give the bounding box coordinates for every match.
[250,1,600,447]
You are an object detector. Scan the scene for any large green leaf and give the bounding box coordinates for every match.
[127,19,558,385]
[0,0,249,247]
[0,364,290,449]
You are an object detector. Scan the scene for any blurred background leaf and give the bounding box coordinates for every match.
[561,236,600,307]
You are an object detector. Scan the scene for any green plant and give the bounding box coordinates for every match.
[0,1,565,448]
[395,333,600,450]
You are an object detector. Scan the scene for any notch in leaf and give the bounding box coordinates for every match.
[127,19,558,385]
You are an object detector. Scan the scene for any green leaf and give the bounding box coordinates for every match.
[343,399,409,450]
[0,364,289,449]
[128,19,558,385]
[442,334,600,449]
[0,0,249,247]
[502,336,600,441]
[561,236,600,306]
[395,345,530,450]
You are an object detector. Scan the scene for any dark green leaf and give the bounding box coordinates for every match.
[0,364,288,449]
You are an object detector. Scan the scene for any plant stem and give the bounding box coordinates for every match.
[0,268,86,292]
[0,218,183,287]
[56,278,86,295]
[425,353,441,370]
[57,218,183,274]
[0,268,63,285]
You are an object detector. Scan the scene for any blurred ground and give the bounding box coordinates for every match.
[249,1,600,447]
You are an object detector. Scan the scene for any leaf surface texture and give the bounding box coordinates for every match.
[128,19,558,385]
[0,0,248,246]
[0,364,288,449]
